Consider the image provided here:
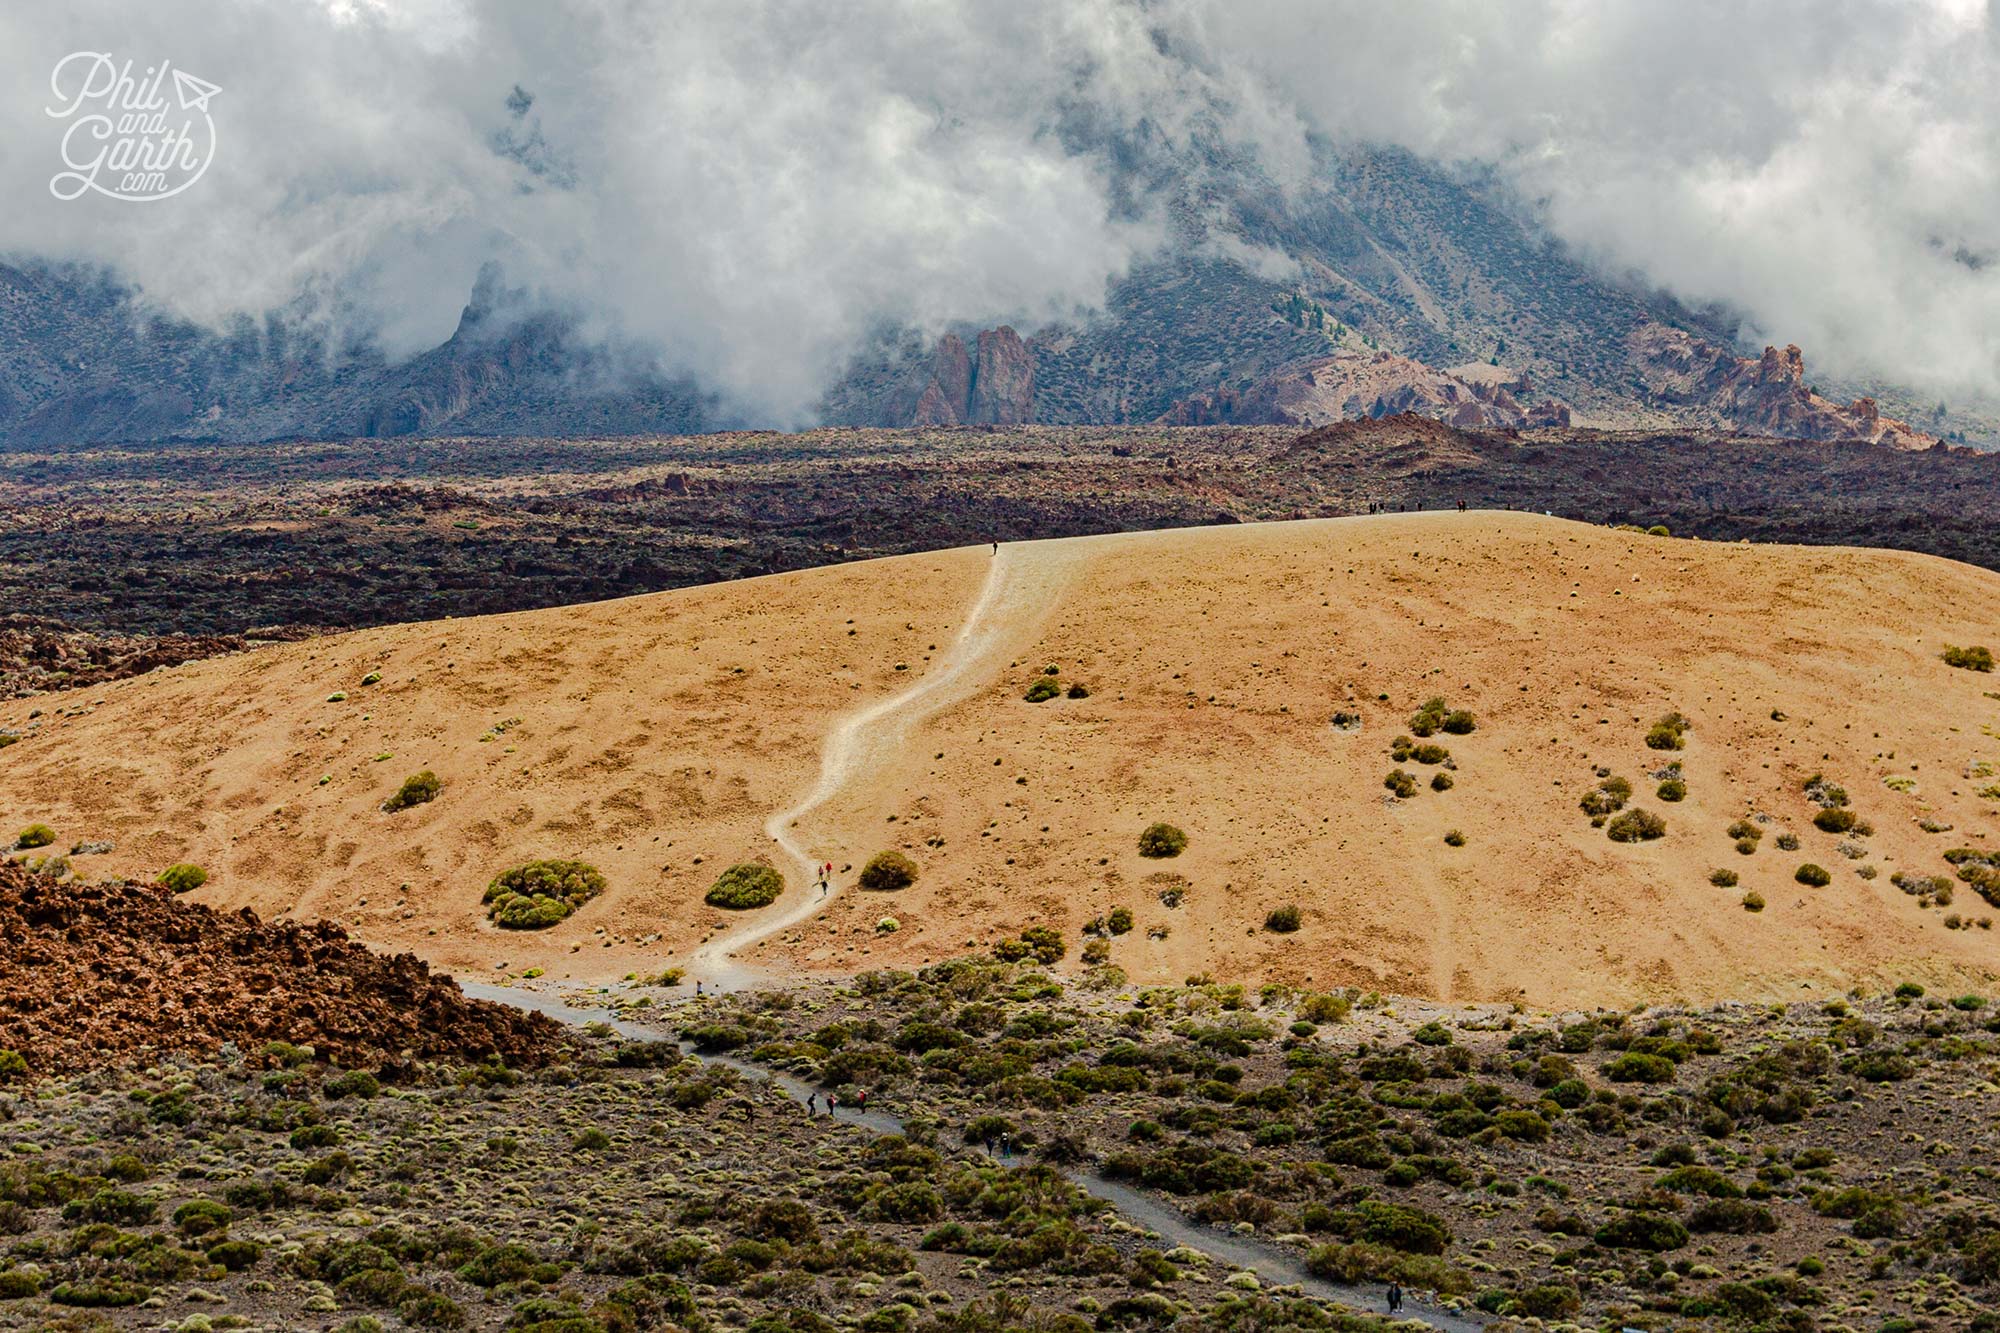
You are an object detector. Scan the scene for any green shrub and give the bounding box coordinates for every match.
[1580,776,1630,817]
[1441,710,1476,735]
[0,1049,27,1083]
[1383,769,1418,799]
[383,770,442,812]
[1137,823,1187,858]
[1795,863,1832,887]
[1431,771,1453,792]
[0,1270,37,1299]
[1443,828,1466,847]
[1264,905,1301,933]
[1594,1212,1688,1251]
[1603,1052,1676,1084]
[1813,807,1856,833]
[1606,808,1667,842]
[397,1291,467,1328]
[1023,678,1061,703]
[158,863,208,894]
[1107,907,1134,935]
[1657,778,1686,802]
[704,863,783,910]
[1709,869,1739,887]
[172,1198,232,1237]
[1688,1199,1778,1234]
[1645,712,1691,750]
[15,823,54,849]
[1066,683,1090,699]
[1943,645,1995,672]
[484,859,607,927]
[859,851,918,892]
[207,1239,262,1271]
[50,1279,152,1307]
[995,926,1065,965]
[1742,891,1765,912]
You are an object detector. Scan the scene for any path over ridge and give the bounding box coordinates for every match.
[691,541,1084,987]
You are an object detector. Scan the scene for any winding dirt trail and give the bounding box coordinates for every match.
[690,541,1082,986]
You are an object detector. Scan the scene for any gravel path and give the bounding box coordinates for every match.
[464,982,1489,1333]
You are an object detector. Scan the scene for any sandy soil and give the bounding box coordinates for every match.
[5,512,1998,1006]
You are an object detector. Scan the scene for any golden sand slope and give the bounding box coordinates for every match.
[4,513,1998,1007]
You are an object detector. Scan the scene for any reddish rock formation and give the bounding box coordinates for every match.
[1158,349,1570,431]
[968,326,1035,424]
[0,865,561,1076]
[891,327,1033,426]
[1626,324,1937,450]
[0,616,314,697]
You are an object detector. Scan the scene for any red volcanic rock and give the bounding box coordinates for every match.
[890,327,1032,426]
[968,326,1035,425]
[1159,349,1570,431]
[0,864,560,1077]
[1627,324,1937,450]
[0,616,307,697]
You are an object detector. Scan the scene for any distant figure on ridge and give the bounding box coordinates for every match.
[1387,1282,1403,1313]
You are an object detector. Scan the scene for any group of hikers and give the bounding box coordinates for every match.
[803,1088,865,1117]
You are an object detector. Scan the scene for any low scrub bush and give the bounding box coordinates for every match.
[1137,823,1187,858]
[1646,712,1691,751]
[859,851,918,892]
[1795,863,1832,887]
[1264,904,1301,933]
[158,863,208,894]
[1383,769,1418,799]
[485,859,607,927]
[14,824,54,849]
[383,770,442,812]
[1023,678,1062,703]
[1943,644,1995,672]
[1606,808,1667,842]
[704,863,783,910]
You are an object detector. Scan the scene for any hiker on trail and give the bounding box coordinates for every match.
[806,1092,818,1115]
[983,1135,995,1157]
[695,980,703,997]
[992,541,998,554]
[1386,1282,1402,1313]
[999,1134,1010,1158]
[1456,499,1466,512]
[818,876,828,897]
[855,1089,866,1112]
[827,1092,838,1116]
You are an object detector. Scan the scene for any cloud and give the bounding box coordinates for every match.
[0,0,1995,418]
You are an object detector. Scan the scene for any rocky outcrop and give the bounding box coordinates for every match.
[1627,324,1937,450]
[968,327,1035,424]
[1158,349,1570,431]
[0,616,314,697]
[0,865,560,1076]
[884,327,1035,427]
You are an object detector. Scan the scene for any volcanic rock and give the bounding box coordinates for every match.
[1158,348,1571,430]
[968,326,1035,424]
[1626,324,1937,449]
[0,864,560,1076]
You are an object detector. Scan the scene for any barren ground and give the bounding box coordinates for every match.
[3,513,1998,1007]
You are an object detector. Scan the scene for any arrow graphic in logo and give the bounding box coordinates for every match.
[171,68,221,113]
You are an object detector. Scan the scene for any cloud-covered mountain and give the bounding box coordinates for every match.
[0,1,1993,445]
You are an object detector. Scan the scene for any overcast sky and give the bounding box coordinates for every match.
[2,0,1995,421]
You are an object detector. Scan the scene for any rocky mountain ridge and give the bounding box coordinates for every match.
[1628,324,1938,449]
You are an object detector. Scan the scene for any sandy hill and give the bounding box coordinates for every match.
[3,513,1997,1008]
